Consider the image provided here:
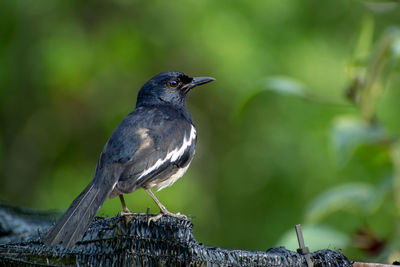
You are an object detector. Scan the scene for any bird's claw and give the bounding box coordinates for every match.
[147,211,187,225]
[173,212,187,220]
[118,209,132,217]
[147,213,163,225]
[118,209,135,224]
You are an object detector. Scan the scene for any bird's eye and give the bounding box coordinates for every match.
[168,80,179,88]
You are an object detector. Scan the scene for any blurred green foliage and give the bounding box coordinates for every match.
[1,0,400,263]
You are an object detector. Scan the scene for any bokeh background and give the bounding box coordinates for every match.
[2,0,400,263]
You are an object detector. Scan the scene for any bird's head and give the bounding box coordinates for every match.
[137,71,215,107]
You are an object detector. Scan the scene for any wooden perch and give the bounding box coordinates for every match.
[0,203,352,266]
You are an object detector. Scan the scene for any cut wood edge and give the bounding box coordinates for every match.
[353,262,397,267]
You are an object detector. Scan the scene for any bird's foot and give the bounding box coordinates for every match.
[118,208,135,224]
[147,209,187,225]
[118,208,133,216]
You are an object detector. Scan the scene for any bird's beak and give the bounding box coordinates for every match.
[192,77,215,86]
[183,77,215,93]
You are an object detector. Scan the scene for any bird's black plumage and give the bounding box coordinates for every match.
[43,71,215,248]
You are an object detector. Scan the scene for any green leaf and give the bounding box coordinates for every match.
[359,27,400,121]
[362,1,399,14]
[331,116,387,166]
[232,76,310,123]
[305,182,374,223]
[388,28,400,70]
[262,76,309,98]
[277,224,349,251]
[234,76,349,123]
[366,175,392,214]
[352,14,374,65]
[390,141,400,213]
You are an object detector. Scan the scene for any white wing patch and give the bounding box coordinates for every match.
[137,125,196,181]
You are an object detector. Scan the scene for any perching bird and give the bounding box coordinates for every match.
[43,71,215,248]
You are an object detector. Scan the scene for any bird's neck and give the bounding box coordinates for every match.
[136,97,193,124]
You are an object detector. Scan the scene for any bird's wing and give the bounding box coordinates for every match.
[95,106,195,192]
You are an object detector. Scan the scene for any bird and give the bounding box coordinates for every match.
[43,71,215,248]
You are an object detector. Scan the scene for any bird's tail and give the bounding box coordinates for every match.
[43,166,119,248]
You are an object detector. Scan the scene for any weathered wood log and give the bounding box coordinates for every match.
[0,203,352,266]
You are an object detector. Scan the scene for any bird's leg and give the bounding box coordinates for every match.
[145,189,169,214]
[145,189,187,224]
[118,195,131,215]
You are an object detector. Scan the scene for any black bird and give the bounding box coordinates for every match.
[43,71,215,248]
